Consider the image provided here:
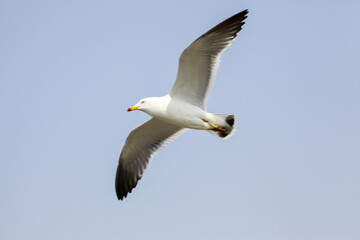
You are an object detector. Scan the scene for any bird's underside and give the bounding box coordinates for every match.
[115,9,248,200]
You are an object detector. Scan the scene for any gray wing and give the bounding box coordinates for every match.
[115,118,186,200]
[169,10,248,109]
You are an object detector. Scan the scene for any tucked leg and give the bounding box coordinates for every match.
[203,119,226,132]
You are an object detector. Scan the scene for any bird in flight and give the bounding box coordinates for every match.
[116,10,249,200]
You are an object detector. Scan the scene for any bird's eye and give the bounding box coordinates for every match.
[141,100,145,104]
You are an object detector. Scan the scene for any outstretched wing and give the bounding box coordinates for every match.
[115,118,186,200]
[169,10,248,109]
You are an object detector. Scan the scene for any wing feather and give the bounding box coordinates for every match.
[169,10,248,109]
[115,118,186,200]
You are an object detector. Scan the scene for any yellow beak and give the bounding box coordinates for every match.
[127,106,138,112]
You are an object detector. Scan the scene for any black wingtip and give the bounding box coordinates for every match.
[116,187,127,200]
[200,9,249,39]
[244,9,249,19]
[115,162,138,201]
[234,9,249,22]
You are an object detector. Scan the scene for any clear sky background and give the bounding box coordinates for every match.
[1,1,359,239]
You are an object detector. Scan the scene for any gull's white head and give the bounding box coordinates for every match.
[127,97,160,113]
[127,96,169,116]
[127,98,149,112]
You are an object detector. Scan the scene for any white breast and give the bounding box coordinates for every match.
[146,95,208,129]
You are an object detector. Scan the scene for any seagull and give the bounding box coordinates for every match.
[116,10,249,200]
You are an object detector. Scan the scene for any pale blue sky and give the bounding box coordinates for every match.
[1,1,359,239]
